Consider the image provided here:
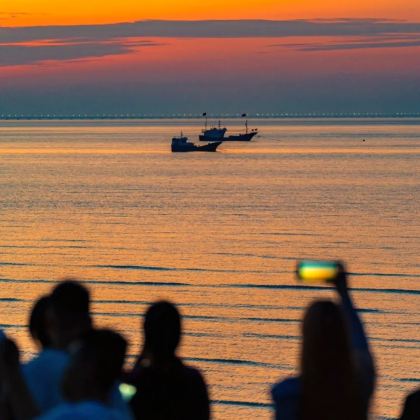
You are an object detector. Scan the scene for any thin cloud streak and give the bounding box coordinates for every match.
[294,39,420,51]
[2,19,420,67]
[0,40,161,66]
[278,34,420,51]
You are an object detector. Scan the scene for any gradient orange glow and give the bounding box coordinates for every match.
[2,37,417,90]
[2,0,420,27]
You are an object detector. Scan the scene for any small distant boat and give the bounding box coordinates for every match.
[171,133,221,152]
[199,113,258,142]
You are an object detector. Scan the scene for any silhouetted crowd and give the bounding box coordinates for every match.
[0,269,418,419]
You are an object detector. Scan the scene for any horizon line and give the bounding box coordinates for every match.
[1,112,420,121]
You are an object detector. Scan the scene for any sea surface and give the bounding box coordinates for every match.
[0,118,419,419]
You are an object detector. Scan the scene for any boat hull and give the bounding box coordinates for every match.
[199,131,257,142]
[172,141,222,152]
[199,134,222,141]
[223,131,258,141]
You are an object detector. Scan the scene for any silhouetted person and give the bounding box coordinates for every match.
[50,280,133,417]
[128,301,210,420]
[20,281,93,413]
[39,329,129,419]
[0,329,15,420]
[272,268,375,420]
[23,294,70,412]
[0,284,92,417]
[0,335,40,419]
[400,388,420,420]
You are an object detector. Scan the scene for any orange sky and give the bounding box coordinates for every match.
[2,0,420,27]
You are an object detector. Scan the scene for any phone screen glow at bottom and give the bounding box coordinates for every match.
[119,383,137,402]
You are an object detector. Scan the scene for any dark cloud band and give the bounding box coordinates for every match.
[1,19,420,66]
[2,19,420,43]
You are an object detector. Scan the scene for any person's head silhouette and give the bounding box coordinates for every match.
[29,295,53,350]
[49,280,92,349]
[143,301,181,363]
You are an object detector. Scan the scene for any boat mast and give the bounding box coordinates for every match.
[203,112,207,131]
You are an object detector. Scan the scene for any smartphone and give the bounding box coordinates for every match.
[119,383,137,402]
[296,260,343,284]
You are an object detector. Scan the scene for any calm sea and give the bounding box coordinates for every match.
[0,118,419,419]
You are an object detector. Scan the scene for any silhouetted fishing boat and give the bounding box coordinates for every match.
[171,133,221,152]
[198,113,227,141]
[199,113,258,141]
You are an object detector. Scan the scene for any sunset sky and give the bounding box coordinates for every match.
[1,1,420,114]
